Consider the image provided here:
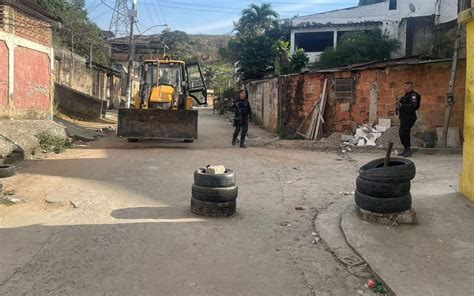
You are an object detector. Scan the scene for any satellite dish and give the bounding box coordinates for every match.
[409,3,416,13]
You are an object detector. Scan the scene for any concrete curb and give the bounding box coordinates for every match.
[340,204,396,296]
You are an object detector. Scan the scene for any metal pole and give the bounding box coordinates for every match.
[89,43,93,67]
[440,0,465,147]
[125,0,137,108]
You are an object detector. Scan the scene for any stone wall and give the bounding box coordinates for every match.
[55,83,107,119]
[247,59,466,136]
[54,47,124,109]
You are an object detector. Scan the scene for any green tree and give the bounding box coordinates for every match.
[233,3,279,37]
[315,30,399,69]
[288,49,309,73]
[37,0,110,65]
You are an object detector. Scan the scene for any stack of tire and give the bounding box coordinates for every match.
[191,168,237,217]
[356,158,416,214]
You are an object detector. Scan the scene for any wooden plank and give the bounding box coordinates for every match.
[307,100,320,139]
[293,97,321,138]
[314,79,328,140]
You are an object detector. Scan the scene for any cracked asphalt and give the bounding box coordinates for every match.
[0,110,391,295]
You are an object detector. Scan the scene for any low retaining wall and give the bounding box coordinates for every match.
[54,83,106,119]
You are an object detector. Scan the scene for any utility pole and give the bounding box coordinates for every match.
[89,43,93,67]
[440,0,465,147]
[125,0,137,108]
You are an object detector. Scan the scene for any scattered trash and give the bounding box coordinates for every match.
[312,236,321,244]
[311,232,318,236]
[367,279,386,294]
[367,279,376,289]
[357,290,364,295]
[0,194,23,206]
[287,178,303,185]
[280,222,292,227]
[295,206,304,211]
[340,191,355,196]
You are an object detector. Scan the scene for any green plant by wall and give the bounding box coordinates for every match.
[38,132,72,154]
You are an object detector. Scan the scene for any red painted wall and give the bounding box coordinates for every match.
[13,46,51,112]
[0,41,8,109]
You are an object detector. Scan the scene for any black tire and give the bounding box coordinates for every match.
[194,168,236,187]
[192,184,238,202]
[191,198,236,217]
[359,157,416,183]
[355,191,412,214]
[356,176,411,198]
[0,164,16,178]
[127,138,139,143]
[184,139,194,143]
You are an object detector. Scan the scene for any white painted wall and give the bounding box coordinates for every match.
[291,0,458,62]
[293,0,456,27]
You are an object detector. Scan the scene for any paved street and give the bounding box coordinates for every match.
[0,110,462,295]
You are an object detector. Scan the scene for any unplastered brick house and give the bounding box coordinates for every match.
[0,0,56,119]
[291,0,459,62]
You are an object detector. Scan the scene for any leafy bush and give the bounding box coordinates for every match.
[314,30,399,70]
[38,132,72,154]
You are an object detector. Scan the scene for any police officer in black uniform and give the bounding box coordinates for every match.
[397,82,421,157]
[230,88,252,148]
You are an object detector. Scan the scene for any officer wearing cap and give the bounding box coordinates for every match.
[397,82,421,157]
[230,88,252,148]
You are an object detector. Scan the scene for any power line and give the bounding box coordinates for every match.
[156,0,168,25]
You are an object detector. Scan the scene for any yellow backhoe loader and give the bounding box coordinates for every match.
[117,57,207,142]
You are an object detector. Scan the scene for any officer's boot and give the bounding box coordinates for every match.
[240,135,247,148]
[232,136,237,146]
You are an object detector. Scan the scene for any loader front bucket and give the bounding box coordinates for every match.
[117,109,198,140]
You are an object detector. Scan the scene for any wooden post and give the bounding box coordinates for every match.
[384,142,394,167]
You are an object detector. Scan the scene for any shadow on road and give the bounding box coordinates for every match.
[111,206,196,220]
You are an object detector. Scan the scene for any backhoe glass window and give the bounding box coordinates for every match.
[159,63,182,90]
[142,63,157,86]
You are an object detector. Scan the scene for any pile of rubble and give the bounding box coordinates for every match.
[342,119,393,147]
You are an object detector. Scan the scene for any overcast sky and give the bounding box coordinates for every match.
[86,0,359,36]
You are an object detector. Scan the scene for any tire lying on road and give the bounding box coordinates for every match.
[355,191,412,214]
[192,184,238,202]
[191,198,236,217]
[356,176,411,198]
[0,164,16,178]
[194,168,236,188]
[359,157,416,183]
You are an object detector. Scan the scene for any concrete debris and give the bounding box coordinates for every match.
[295,206,304,211]
[205,165,226,175]
[357,207,418,226]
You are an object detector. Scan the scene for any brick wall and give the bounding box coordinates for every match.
[0,40,7,109]
[0,5,4,31]
[248,60,466,136]
[13,9,51,47]
[13,46,50,112]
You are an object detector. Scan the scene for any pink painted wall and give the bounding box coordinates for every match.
[13,46,50,112]
[0,41,8,109]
